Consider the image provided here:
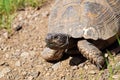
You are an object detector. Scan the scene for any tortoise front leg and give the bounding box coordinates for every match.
[77,40,105,69]
[41,47,65,61]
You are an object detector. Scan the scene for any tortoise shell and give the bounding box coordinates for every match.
[48,0,120,40]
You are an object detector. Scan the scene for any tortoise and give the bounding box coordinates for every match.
[41,0,120,69]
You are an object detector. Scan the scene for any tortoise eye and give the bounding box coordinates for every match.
[54,36,62,41]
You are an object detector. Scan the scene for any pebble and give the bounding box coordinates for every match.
[18,16,23,21]
[31,71,40,78]
[5,54,9,58]
[72,66,79,70]
[40,20,44,23]
[46,73,50,76]
[112,75,119,79]
[13,50,21,57]
[115,61,120,67]
[27,76,33,80]
[104,53,109,58]
[84,65,88,70]
[89,70,96,75]
[20,52,29,58]
[20,51,36,59]
[0,73,4,78]
[2,47,8,52]
[32,13,40,18]
[15,61,21,67]
[78,63,85,67]
[21,71,27,76]
[29,51,36,58]
[27,14,31,19]
[52,62,61,70]
[0,67,11,78]
[3,32,8,39]
[41,11,49,18]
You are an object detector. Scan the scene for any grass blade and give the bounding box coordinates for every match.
[116,35,120,45]
[3,0,11,15]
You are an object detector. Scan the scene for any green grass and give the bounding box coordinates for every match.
[116,35,120,45]
[101,50,120,80]
[0,0,46,31]
[105,50,114,80]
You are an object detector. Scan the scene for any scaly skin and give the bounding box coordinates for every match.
[77,40,105,69]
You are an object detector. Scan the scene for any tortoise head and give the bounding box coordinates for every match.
[45,33,70,49]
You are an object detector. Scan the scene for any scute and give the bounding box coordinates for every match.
[107,0,120,15]
[48,0,120,40]
[48,0,84,38]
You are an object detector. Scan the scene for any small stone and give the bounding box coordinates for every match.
[78,63,85,67]
[84,65,88,70]
[46,73,50,76]
[72,66,78,70]
[18,16,23,21]
[115,62,120,67]
[40,20,44,23]
[2,67,11,73]
[112,75,119,79]
[29,51,36,58]
[20,52,29,58]
[41,11,49,18]
[27,14,31,19]
[15,61,21,67]
[0,73,4,79]
[27,76,33,80]
[5,54,9,59]
[21,71,27,76]
[105,53,108,58]
[3,32,8,38]
[13,50,21,57]
[3,47,8,51]
[31,71,40,78]
[89,70,96,74]
[0,67,11,78]
[52,62,61,70]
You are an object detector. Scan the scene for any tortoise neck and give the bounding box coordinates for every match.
[67,37,84,49]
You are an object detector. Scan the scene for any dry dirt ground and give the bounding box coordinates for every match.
[0,0,120,80]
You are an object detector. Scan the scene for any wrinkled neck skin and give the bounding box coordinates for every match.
[67,37,78,49]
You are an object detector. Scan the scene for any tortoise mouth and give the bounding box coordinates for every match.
[45,33,70,49]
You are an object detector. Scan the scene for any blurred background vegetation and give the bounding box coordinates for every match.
[0,0,46,31]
